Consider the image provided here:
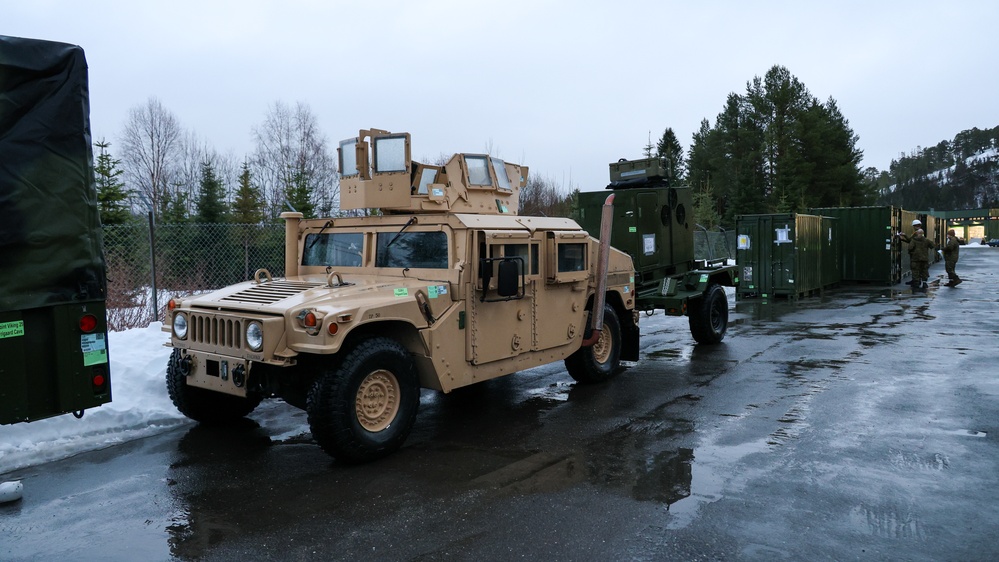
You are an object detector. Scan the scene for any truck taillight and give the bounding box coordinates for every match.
[79,313,98,333]
[92,366,108,393]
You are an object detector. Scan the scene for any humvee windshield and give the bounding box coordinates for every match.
[376,231,448,269]
[302,232,364,267]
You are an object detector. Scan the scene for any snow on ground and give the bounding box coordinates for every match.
[0,323,189,475]
[1,240,993,476]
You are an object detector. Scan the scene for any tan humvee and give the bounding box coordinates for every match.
[165,129,638,463]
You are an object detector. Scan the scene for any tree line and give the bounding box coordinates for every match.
[96,66,991,230]
[873,125,999,211]
[95,99,338,226]
[524,65,875,224]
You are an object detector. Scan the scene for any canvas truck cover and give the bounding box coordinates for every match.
[0,35,106,312]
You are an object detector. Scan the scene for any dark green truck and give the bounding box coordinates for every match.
[0,35,111,424]
[577,157,738,344]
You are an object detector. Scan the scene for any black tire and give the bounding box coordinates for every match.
[564,304,622,384]
[689,283,728,344]
[306,337,420,463]
[165,349,262,424]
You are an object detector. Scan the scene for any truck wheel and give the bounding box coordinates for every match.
[564,304,622,384]
[165,349,262,423]
[307,337,420,463]
[689,283,728,344]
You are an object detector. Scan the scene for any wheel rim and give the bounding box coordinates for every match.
[710,303,722,331]
[355,369,400,432]
[710,294,726,332]
[592,325,613,364]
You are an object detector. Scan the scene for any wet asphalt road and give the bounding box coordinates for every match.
[3,249,998,561]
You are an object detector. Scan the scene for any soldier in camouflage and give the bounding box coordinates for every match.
[900,227,935,289]
[943,229,962,286]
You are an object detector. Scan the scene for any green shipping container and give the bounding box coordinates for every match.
[736,213,839,299]
[810,206,903,285]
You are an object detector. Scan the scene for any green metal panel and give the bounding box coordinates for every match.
[578,186,695,296]
[0,301,111,425]
[810,206,902,285]
[736,213,837,299]
[608,158,666,184]
[820,216,842,288]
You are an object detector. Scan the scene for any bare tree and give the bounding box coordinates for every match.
[252,101,338,218]
[120,97,182,218]
[519,174,575,217]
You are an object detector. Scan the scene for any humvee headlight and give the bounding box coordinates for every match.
[172,313,188,340]
[246,322,263,351]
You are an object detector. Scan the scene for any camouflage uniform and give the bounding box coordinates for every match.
[943,232,961,284]
[905,231,935,285]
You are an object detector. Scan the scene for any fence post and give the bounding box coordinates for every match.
[147,210,158,323]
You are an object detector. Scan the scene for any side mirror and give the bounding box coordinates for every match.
[497,259,520,297]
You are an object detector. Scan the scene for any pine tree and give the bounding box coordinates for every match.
[93,139,133,225]
[231,161,264,224]
[685,65,866,222]
[159,191,190,223]
[195,161,228,223]
[285,166,315,218]
[656,128,685,185]
[692,181,722,229]
[643,131,655,158]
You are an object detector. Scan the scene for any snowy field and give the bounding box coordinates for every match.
[0,323,187,475]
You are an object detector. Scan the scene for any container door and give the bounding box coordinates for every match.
[771,217,795,295]
[736,215,772,297]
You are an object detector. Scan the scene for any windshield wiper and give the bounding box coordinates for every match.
[306,220,333,251]
[385,216,417,249]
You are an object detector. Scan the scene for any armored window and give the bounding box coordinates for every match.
[491,158,511,191]
[417,166,438,195]
[374,135,407,173]
[557,243,587,273]
[491,243,537,276]
[466,156,492,186]
[339,138,359,177]
[376,231,448,269]
[302,232,364,267]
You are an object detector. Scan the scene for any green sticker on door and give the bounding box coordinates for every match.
[0,320,25,339]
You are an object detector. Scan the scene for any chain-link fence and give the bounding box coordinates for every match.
[694,228,737,263]
[103,222,737,331]
[103,222,285,331]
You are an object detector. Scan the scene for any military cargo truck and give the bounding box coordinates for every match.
[577,159,738,343]
[0,36,111,425]
[164,129,638,463]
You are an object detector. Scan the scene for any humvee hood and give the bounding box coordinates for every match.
[183,275,451,314]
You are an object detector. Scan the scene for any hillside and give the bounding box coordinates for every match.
[875,126,999,210]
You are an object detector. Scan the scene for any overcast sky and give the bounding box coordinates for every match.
[7,1,998,191]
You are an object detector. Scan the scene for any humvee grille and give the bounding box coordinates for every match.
[189,314,243,350]
[219,281,324,305]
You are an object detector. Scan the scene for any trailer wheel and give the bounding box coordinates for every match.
[165,349,262,423]
[307,337,420,463]
[689,283,728,344]
[565,304,622,384]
